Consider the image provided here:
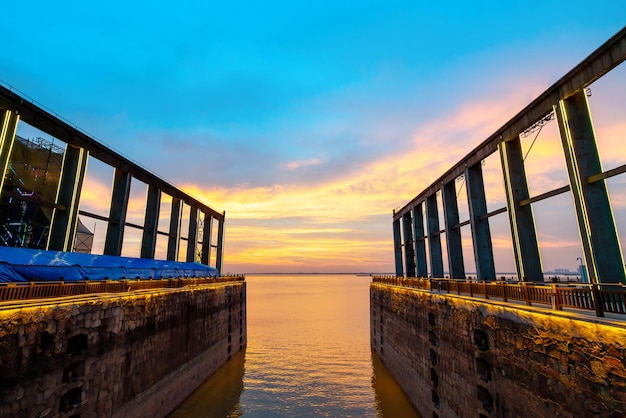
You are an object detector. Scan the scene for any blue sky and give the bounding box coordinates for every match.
[1,2,625,273]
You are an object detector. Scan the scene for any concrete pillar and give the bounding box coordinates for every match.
[442,181,465,279]
[0,110,19,194]
[141,184,161,259]
[466,163,496,281]
[426,194,444,278]
[167,198,183,261]
[393,218,404,277]
[499,135,543,282]
[200,213,213,266]
[186,206,199,262]
[103,168,131,256]
[47,145,89,251]
[215,216,225,274]
[555,91,625,283]
[412,204,428,277]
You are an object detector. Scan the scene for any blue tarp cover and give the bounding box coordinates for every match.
[0,247,219,282]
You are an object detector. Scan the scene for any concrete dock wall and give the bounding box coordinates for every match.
[0,281,246,418]
[371,283,626,417]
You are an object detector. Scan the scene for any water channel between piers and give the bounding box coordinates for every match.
[170,274,421,418]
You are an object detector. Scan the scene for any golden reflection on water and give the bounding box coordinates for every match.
[168,350,245,418]
[170,274,420,417]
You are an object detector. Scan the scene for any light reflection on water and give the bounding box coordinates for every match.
[169,274,420,417]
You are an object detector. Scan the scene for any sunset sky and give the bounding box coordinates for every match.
[1,2,625,274]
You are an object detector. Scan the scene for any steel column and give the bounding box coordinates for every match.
[200,213,212,266]
[393,218,404,277]
[442,181,465,279]
[215,215,225,273]
[48,145,88,251]
[555,90,625,283]
[499,136,543,282]
[402,212,416,277]
[466,163,496,281]
[412,204,428,277]
[141,184,161,259]
[426,194,444,278]
[0,110,19,194]
[103,168,131,256]
[186,206,199,262]
[167,197,183,261]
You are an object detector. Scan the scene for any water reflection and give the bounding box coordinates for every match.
[167,350,245,418]
[372,352,421,417]
[170,274,421,417]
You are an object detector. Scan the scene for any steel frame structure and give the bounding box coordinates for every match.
[393,27,626,284]
[0,87,225,272]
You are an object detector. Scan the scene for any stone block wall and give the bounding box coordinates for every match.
[0,281,247,418]
[370,283,626,418]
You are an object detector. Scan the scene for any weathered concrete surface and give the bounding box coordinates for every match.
[371,283,626,418]
[0,281,246,418]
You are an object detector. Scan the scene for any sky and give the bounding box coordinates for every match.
[1,2,625,274]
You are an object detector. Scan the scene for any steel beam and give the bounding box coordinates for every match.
[393,218,404,277]
[0,86,226,262]
[167,198,182,261]
[393,26,626,222]
[403,212,416,277]
[442,181,465,279]
[141,184,161,259]
[215,216,225,273]
[466,163,496,281]
[555,91,626,283]
[200,213,212,266]
[499,136,543,282]
[0,110,19,194]
[412,204,428,277]
[426,194,444,278]
[186,206,199,262]
[0,86,225,222]
[48,145,89,251]
[104,168,131,256]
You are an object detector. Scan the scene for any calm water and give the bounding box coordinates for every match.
[169,274,420,417]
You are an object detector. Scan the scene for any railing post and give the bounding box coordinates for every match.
[483,281,489,300]
[501,282,507,302]
[522,282,531,306]
[551,284,562,310]
[27,282,34,299]
[469,281,473,298]
[591,283,605,317]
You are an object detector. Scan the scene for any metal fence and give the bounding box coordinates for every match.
[0,275,245,303]
[372,275,625,317]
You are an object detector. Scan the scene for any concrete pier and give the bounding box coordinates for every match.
[0,280,247,418]
[371,281,625,417]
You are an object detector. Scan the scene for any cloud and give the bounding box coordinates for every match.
[170,85,546,272]
[280,158,324,170]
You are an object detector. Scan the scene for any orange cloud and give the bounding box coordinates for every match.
[76,78,626,274]
[177,89,544,273]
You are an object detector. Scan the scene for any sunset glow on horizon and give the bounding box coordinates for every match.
[2,3,625,274]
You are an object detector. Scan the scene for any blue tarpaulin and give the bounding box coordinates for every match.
[0,247,219,282]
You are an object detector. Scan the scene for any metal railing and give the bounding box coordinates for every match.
[0,275,245,303]
[372,275,626,318]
